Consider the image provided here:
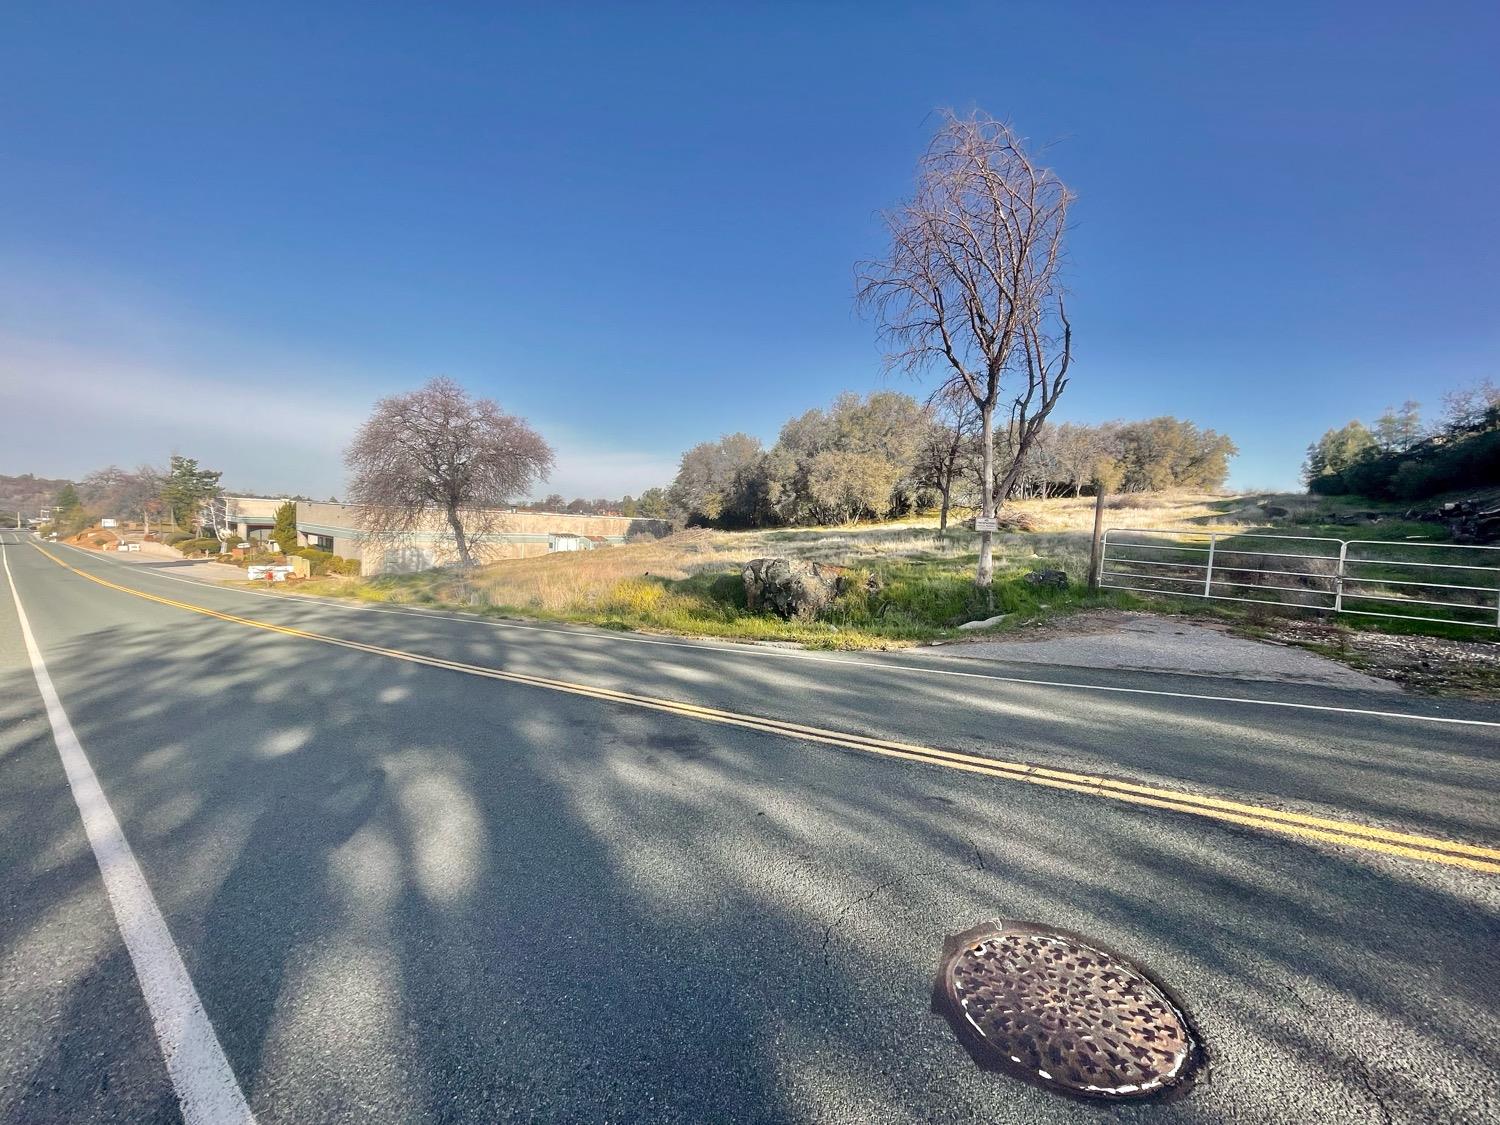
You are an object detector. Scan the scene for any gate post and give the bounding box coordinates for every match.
[1334,540,1348,613]
[1088,488,1107,590]
[1203,534,1216,597]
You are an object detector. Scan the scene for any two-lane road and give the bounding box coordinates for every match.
[2,531,1497,1122]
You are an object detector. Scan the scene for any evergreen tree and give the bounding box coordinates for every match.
[53,482,82,515]
[1373,401,1423,453]
[160,456,223,530]
[272,500,298,554]
[1303,420,1376,486]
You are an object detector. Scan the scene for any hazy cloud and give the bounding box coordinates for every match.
[0,278,677,500]
[2,340,678,498]
[535,437,678,501]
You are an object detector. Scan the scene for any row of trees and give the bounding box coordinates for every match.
[670,393,930,527]
[42,456,226,537]
[34,380,560,574]
[521,492,671,519]
[1304,381,1500,499]
[931,407,1237,510]
[664,389,1237,530]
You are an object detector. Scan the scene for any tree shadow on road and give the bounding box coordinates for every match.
[1,608,1497,1123]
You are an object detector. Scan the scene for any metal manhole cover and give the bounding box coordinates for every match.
[933,920,1200,1100]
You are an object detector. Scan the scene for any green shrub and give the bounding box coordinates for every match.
[164,531,194,545]
[175,537,221,556]
[292,547,359,576]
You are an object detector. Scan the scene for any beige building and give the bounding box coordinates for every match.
[223,496,287,543]
[294,502,671,576]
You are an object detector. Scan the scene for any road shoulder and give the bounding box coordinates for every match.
[922,610,1401,691]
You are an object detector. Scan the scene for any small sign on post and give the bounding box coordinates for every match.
[972,517,999,532]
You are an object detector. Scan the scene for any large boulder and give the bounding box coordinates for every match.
[742,557,848,620]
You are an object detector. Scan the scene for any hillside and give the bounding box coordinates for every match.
[0,473,72,517]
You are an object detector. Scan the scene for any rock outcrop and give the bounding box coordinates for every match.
[1405,499,1500,544]
[742,558,851,620]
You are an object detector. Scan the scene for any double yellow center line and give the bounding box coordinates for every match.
[34,543,1500,875]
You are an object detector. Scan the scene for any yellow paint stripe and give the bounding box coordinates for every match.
[33,543,1500,875]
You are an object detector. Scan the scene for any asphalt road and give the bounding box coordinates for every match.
[2,531,1497,1124]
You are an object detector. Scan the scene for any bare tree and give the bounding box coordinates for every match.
[79,463,164,520]
[859,110,1074,588]
[1441,379,1500,433]
[346,377,555,567]
[913,390,979,531]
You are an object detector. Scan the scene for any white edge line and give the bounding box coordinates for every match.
[45,536,1500,731]
[2,539,257,1125]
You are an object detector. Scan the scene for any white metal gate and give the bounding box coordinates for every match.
[1099,528,1500,629]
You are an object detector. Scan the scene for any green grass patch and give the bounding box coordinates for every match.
[284,549,1123,649]
[1108,520,1499,641]
[278,507,1496,650]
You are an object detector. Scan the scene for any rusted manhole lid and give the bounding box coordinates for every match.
[933,920,1199,1100]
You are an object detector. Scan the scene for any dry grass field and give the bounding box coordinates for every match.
[295,491,1290,647]
[434,490,1279,609]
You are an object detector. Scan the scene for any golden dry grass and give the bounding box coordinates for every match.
[284,489,1489,651]
[327,490,1267,621]
[1016,490,1273,532]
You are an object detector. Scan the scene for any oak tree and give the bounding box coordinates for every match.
[345,378,555,567]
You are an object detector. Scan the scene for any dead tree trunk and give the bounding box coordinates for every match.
[977,402,996,587]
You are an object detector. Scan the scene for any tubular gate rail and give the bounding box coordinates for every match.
[1099,528,1500,629]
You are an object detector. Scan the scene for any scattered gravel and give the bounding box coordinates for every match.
[924,611,1400,692]
[1260,619,1500,697]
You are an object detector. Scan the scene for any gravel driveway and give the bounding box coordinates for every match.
[925,611,1399,691]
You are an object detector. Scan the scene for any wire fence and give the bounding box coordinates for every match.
[1099,528,1500,630]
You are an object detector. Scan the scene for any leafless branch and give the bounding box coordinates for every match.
[344,377,555,567]
[857,109,1074,586]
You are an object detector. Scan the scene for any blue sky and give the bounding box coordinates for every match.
[1,1,1496,497]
